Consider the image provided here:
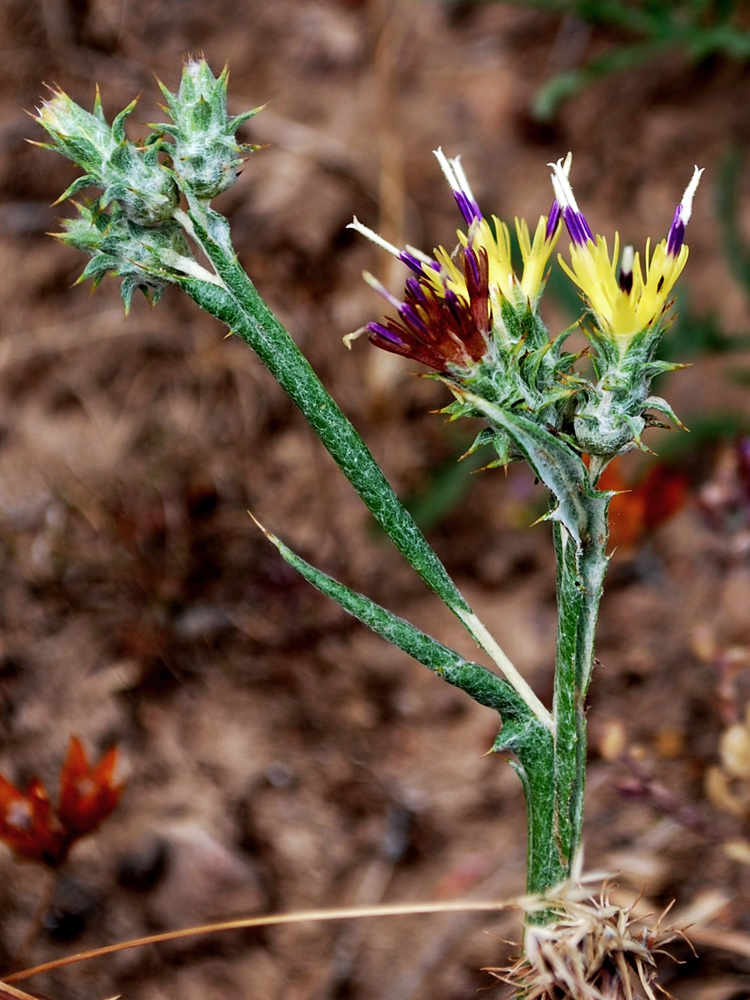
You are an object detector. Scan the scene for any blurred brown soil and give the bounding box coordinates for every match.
[0,1,750,998]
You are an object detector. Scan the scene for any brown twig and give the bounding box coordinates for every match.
[4,897,518,984]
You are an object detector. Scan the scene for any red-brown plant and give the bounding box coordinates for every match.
[0,737,123,868]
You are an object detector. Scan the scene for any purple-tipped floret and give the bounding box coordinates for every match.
[453,191,482,226]
[405,276,426,301]
[666,205,685,257]
[545,200,561,241]
[399,303,430,337]
[464,246,480,288]
[444,288,461,311]
[367,322,405,347]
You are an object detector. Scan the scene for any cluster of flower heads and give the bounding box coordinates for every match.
[0,736,123,868]
[350,149,565,374]
[353,150,703,374]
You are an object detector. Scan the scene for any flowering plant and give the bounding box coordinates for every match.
[33,59,701,993]
[0,736,122,869]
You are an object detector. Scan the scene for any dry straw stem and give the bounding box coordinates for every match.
[4,898,520,984]
[11,879,750,997]
[0,983,50,1000]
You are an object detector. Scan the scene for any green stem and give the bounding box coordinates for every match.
[175,205,470,618]
[453,396,613,898]
[532,515,607,896]
[551,521,581,880]
[511,722,566,898]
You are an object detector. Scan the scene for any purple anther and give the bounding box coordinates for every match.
[545,200,561,241]
[405,276,426,301]
[666,166,703,257]
[666,205,685,257]
[443,288,463,319]
[399,250,425,274]
[453,191,482,226]
[618,268,633,294]
[368,322,405,348]
[464,247,480,288]
[399,303,429,337]
[563,207,593,247]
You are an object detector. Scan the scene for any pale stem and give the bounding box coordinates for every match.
[455,608,554,732]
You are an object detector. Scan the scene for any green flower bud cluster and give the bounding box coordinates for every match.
[441,303,585,468]
[152,59,263,200]
[34,59,261,311]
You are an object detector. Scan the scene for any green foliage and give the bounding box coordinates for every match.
[262,517,561,894]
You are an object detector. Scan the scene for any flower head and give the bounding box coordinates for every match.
[0,775,65,867]
[350,149,562,374]
[0,736,123,868]
[58,736,123,839]
[551,158,704,351]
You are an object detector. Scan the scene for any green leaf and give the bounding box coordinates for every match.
[255,516,531,721]
[257,514,563,894]
[458,393,609,549]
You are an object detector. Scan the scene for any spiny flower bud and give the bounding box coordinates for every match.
[56,201,192,313]
[154,58,263,199]
[36,88,179,226]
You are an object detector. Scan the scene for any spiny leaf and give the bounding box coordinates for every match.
[458,392,610,548]
[253,515,531,722]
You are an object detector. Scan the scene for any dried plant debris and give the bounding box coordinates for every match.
[488,881,688,1000]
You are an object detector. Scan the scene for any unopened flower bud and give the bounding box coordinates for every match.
[57,201,191,312]
[36,88,178,226]
[154,58,263,199]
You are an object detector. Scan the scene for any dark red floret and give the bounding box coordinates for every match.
[367,243,492,373]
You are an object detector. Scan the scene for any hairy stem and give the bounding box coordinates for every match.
[173,208,545,720]
[526,516,608,897]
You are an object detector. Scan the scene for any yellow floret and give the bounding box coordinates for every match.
[419,212,558,316]
[558,233,689,350]
[517,215,558,304]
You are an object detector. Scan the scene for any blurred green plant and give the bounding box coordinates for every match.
[445,0,750,120]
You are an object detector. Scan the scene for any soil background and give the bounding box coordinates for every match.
[1,2,750,998]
